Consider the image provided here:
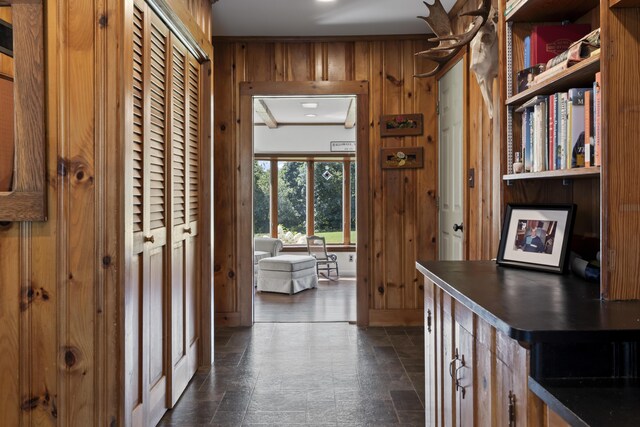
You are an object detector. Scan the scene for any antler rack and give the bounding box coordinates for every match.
[415,0,491,78]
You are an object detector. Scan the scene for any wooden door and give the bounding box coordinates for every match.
[438,60,464,260]
[168,36,200,406]
[425,282,438,426]
[128,3,170,426]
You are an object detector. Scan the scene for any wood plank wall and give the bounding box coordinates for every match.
[0,0,213,425]
[212,0,502,326]
[0,0,121,424]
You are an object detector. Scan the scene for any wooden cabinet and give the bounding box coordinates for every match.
[125,1,203,425]
[425,279,536,426]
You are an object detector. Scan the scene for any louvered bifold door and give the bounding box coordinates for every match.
[127,2,170,426]
[168,37,200,406]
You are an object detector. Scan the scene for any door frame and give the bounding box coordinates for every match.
[435,51,470,260]
[238,81,370,326]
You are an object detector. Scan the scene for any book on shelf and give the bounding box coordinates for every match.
[533,98,548,172]
[545,29,601,70]
[522,107,533,172]
[584,90,594,167]
[524,36,531,69]
[530,24,591,65]
[548,93,559,171]
[594,72,602,167]
[568,88,591,168]
[558,93,568,170]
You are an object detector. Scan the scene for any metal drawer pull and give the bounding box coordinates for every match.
[144,235,155,243]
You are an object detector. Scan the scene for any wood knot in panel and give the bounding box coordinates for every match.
[385,74,403,87]
[102,255,112,267]
[62,346,79,369]
[378,286,384,294]
[98,14,108,28]
[228,270,235,279]
[0,221,12,230]
[20,286,50,311]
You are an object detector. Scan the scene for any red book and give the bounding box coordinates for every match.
[530,24,591,65]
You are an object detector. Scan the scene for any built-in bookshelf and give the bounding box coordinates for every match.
[500,0,603,294]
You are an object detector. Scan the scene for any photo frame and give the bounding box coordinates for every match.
[381,147,424,169]
[380,113,423,137]
[497,204,576,274]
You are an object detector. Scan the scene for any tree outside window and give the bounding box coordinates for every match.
[253,160,271,236]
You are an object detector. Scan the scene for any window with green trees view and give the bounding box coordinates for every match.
[253,158,356,245]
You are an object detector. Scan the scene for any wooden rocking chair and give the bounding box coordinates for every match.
[306,235,339,279]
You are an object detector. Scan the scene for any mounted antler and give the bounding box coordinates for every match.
[415,0,492,77]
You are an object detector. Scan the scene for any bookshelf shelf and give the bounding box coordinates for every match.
[503,167,601,182]
[506,0,600,23]
[506,55,600,107]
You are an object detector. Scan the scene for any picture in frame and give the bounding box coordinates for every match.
[380,113,423,137]
[381,147,424,169]
[497,204,576,274]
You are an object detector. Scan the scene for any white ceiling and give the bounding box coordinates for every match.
[212,0,457,37]
[254,96,355,125]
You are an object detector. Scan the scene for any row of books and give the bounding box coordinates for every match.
[518,73,601,173]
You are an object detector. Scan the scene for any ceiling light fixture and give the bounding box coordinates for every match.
[301,102,318,109]
[305,114,317,118]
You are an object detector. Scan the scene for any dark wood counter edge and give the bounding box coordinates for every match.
[528,377,589,427]
[416,262,640,343]
[416,261,523,340]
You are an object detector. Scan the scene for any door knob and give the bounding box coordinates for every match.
[453,223,463,232]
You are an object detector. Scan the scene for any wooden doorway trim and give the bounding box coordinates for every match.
[238,81,370,326]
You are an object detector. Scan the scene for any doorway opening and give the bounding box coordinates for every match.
[252,95,357,322]
[237,81,370,327]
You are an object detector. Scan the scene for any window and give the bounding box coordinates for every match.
[277,161,307,244]
[253,157,355,246]
[253,160,271,236]
[314,162,343,243]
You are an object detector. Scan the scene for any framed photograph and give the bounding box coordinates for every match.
[497,204,576,274]
[381,147,424,169]
[380,113,423,137]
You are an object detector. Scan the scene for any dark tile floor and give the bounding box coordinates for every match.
[158,323,425,426]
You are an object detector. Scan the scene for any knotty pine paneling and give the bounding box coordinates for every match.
[214,38,451,325]
[0,0,214,424]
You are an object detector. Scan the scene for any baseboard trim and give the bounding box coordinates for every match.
[368,309,424,326]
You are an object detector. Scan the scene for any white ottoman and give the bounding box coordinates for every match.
[257,255,318,294]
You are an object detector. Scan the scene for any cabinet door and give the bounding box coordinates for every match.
[441,293,456,427]
[496,357,514,427]
[425,282,438,426]
[168,37,200,406]
[455,322,474,427]
[127,3,170,426]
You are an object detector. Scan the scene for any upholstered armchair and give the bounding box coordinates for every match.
[254,237,283,268]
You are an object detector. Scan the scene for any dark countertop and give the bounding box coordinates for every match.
[416,260,640,343]
[529,377,640,427]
